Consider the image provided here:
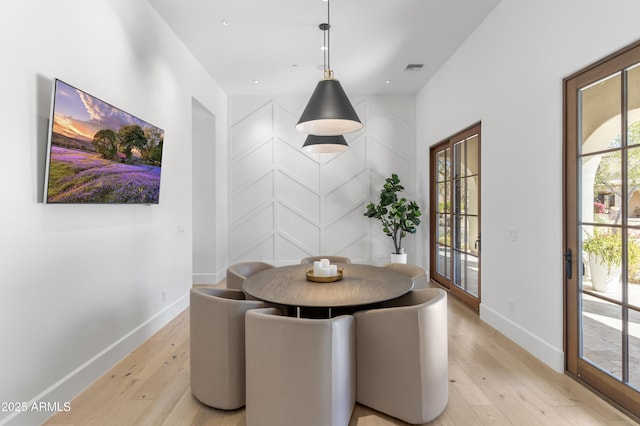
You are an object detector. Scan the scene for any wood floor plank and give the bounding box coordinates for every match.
[133,363,191,425]
[472,404,513,426]
[44,290,639,426]
[439,384,484,425]
[161,387,200,425]
[448,361,493,406]
[190,404,228,426]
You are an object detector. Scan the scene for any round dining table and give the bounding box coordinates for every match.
[242,263,413,309]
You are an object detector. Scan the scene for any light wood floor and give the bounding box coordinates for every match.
[46,291,640,425]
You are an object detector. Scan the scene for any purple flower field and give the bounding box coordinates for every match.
[46,146,161,204]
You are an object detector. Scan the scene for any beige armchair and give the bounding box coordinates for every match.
[189,287,267,409]
[383,263,429,289]
[354,288,448,424]
[226,261,274,290]
[300,255,351,264]
[245,308,356,426]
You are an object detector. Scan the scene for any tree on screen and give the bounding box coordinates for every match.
[92,129,118,159]
[118,125,147,160]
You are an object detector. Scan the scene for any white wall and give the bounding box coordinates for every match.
[0,1,227,424]
[229,96,417,266]
[416,0,640,371]
[192,98,223,284]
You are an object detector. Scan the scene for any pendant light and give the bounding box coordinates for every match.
[302,134,349,153]
[297,0,362,139]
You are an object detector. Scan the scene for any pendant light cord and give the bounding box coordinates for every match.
[327,0,331,71]
[323,23,327,73]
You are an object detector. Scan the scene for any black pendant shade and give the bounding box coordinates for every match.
[296,77,362,136]
[296,0,361,152]
[301,134,349,153]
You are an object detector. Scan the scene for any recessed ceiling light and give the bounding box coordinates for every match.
[252,80,259,84]
[292,64,300,69]
[320,46,328,51]
[221,19,231,26]
[385,80,392,84]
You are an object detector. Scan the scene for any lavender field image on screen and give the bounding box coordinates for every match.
[44,79,164,204]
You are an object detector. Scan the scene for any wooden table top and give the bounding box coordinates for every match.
[242,263,413,308]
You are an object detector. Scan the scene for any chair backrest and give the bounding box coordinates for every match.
[245,308,355,426]
[300,255,352,265]
[383,263,428,289]
[226,261,274,290]
[354,288,448,424]
[189,287,267,409]
[381,286,442,308]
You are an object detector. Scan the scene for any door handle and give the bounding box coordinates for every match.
[474,235,481,252]
[564,248,572,279]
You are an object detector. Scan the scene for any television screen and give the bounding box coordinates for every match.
[44,79,164,204]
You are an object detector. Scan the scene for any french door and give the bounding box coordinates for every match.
[430,123,481,311]
[565,41,640,418]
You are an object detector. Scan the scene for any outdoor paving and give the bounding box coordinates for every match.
[581,281,640,390]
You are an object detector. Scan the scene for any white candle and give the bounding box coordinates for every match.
[329,264,338,276]
[313,261,322,275]
[320,258,330,268]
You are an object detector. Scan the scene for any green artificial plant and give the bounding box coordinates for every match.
[364,173,422,254]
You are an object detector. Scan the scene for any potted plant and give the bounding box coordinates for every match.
[583,229,640,291]
[364,173,422,264]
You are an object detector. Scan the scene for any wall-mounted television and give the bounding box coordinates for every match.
[44,79,164,204]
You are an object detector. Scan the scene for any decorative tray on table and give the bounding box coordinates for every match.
[305,268,344,283]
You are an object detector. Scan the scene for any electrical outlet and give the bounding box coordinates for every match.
[508,228,518,241]
[508,298,515,314]
[162,290,168,303]
[177,225,185,235]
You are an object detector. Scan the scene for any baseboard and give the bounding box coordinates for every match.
[480,303,565,373]
[3,293,190,426]
[192,272,223,285]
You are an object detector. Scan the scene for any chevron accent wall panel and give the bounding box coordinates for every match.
[229,96,416,265]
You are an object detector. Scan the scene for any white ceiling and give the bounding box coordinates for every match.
[147,0,501,96]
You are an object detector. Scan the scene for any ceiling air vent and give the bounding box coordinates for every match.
[404,63,424,71]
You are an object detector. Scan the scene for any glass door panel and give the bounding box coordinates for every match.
[465,177,479,215]
[465,135,479,175]
[630,308,640,389]
[465,253,479,297]
[581,293,623,379]
[436,245,450,278]
[454,141,465,178]
[581,152,621,226]
[435,147,452,281]
[452,134,480,301]
[628,146,640,223]
[580,73,621,156]
[627,64,640,146]
[468,216,480,256]
[437,148,450,181]
[453,250,466,289]
[581,225,622,300]
[431,124,481,310]
[436,213,451,279]
[436,244,450,279]
[631,227,640,309]
[566,43,640,417]
[437,183,448,213]
[454,178,465,215]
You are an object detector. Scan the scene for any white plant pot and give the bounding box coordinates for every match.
[390,253,408,264]
[588,253,621,292]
